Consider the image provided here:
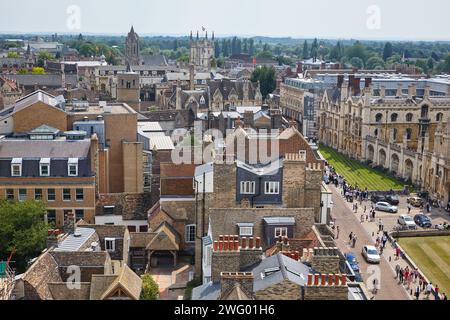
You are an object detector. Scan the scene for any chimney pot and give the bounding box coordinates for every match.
[321,275,327,286]
[218,240,223,251]
[334,274,340,285]
[255,237,261,248]
[341,274,347,286]
[328,274,333,286]
[241,237,247,249]
[219,235,224,241]
[234,240,239,251]
[314,274,319,286]
[223,240,229,251]
[213,241,219,251]
[249,237,254,249]
[307,274,313,286]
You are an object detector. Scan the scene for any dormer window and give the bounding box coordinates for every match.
[39,158,50,176]
[68,158,78,176]
[265,181,280,194]
[105,238,116,252]
[11,158,22,177]
[240,181,255,194]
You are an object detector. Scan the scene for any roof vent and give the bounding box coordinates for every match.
[73,231,82,238]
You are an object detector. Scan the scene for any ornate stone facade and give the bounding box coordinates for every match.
[318,80,450,203]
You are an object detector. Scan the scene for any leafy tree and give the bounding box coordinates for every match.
[140,274,159,300]
[31,67,45,74]
[18,69,28,75]
[251,65,276,99]
[329,41,343,61]
[248,38,255,56]
[366,56,385,69]
[427,58,434,71]
[37,51,54,67]
[302,40,309,59]
[0,200,48,272]
[349,57,364,69]
[346,42,367,63]
[383,42,393,61]
[7,52,19,58]
[256,50,273,59]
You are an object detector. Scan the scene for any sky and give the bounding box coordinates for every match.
[1,0,450,41]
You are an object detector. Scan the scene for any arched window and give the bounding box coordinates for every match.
[406,128,412,140]
[391,113,398,122]
[375,113,383,123]
[436,112,443,122]
[406,113,413,122]
[374,129,378,137]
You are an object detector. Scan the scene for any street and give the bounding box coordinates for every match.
[329,184,411,300]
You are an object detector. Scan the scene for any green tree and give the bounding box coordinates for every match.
[248,38,255,56]
[37,51,54,67]
[301,40,308,59]
[366,56,385,69]
[7,52,19,58]
[310,38,319,61]
[140,274,159,300]
[0,200,48,272]
[31,67,45,74]
[345,42,367,63]
[383,42,393,61]
[251,65,276,99]
[349,57,364,69]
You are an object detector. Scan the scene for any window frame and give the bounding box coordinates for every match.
[75,188,84,201]
[62,188,71,201]
[239,226,253,236]
[34,188,43,200]
[6,189,14,201]
[185,224,196,243]
[274,227,288,238]
[240,181,255,195]
[18,189,27,202]
[11,164,22,177]
[47,188,56,201]
[105,238,116,252]
[264,181,280,195]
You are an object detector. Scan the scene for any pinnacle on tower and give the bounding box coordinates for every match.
[196,31,199,40]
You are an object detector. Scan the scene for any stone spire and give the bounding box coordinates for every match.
[212,31,215,41]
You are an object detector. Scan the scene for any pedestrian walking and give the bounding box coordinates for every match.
[395,247,401,260]
[415,286,420,300]
[426,282,433,299]
[399,268,404,283]
[435,285,440,300]
[443,293,447,300]
[407,203,412,214]
[360,213,364,223]
[352,235,357,248]
[336,226,340,239]
[395,264,400,279]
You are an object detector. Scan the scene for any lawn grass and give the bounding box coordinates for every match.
[398,236,450,294]
[319,144,408,191]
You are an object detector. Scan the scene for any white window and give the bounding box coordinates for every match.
[11,158,22,176]
[239,226,253,236]
[40,158,50,176]
[274,227,288,238]
[105,238,116,252]
[185,224,196,243]
[240,181,255,194]
[68,158,78,176]
[265,181,280,194]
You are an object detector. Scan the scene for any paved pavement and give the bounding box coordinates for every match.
[329,185,411,300]
[149,263,194,300]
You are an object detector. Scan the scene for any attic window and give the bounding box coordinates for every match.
[263,267,280,277]
[11,158,22,177]
[105,238,116,252]
[200,96,206,105]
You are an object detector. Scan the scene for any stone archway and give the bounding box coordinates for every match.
[379,149,386,167]
[404,159,414,180]
[391,153,400,174]
[367,144,374,162]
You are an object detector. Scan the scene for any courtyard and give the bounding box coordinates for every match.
[319,145,409,191]
[398,236,450,295]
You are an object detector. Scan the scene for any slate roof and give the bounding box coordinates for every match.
[5,74,78,87]
[208,79,258,101]
[141,54,168,66]
[0,138,91,158]
[245,253,310,292]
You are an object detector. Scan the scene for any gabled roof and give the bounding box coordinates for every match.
[97,264,142,300]
[147,221,180,251]
[29,124,60,134]
[219,283,254,300]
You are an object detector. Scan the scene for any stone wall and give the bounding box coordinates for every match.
[96,192,152,220]
[310,247,340,274]
[304,274,348,300]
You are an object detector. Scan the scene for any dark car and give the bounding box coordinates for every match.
[344,252,360,272]
[414,214,432,228]
[371,194,387,203]
[385,195,400,205]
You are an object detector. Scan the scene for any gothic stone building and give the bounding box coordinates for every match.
[318,81,450,203]
[189,31,215,70]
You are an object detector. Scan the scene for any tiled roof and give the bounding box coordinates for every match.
[6,74,78,87]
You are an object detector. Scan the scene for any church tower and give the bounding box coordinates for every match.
[189,30,215,70]
[125,26,141,66]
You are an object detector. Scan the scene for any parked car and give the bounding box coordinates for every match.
[344,252,360,272]
[371,194,387,203]
[414,214,432,228]
[361,245,381,264]
[407,196,424,207]
[375,202,398,213]
[397,214,417,230]
[385,195,400,205]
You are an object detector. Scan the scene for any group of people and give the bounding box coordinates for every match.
[348,232,358,248]
[395,265,446,300]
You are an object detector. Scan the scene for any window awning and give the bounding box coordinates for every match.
[11,158,22,164]
[40,158,51,164]
[68,158,79,164]
[237,223,254,228]
[263,217,296,226]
